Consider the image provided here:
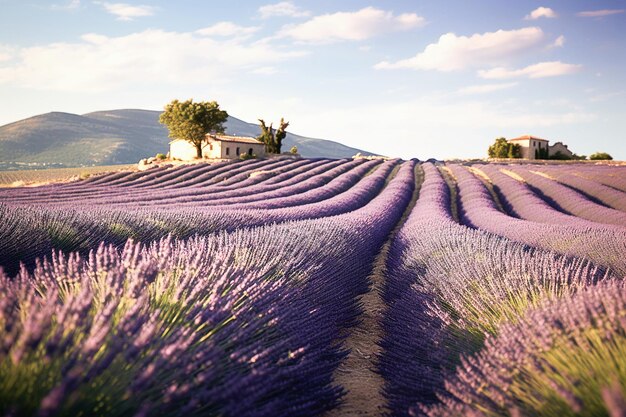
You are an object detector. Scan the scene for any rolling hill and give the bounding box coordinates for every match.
[0,109,374,169]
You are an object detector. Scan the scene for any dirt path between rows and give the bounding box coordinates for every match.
[325,163,423,417]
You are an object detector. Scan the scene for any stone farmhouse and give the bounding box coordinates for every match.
[169,134,266,161]
[507,135,574,160]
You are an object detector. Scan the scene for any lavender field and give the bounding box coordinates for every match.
[1,157,625,417]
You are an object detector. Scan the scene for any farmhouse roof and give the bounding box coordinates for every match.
[508,135,549,142]
[207,134,262,144]
[169,134,263,145]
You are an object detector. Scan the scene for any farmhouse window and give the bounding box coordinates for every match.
[236,147,240,155]
[226,147,230,156]
[248,148,253,156]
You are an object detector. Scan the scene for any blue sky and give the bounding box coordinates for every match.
[0,0,625,160]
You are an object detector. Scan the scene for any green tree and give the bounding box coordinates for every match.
[257,119,274,153]
[488,137,512,158]
[275,118,289,153]
[589,152,613,160]
[159,99,228,158]
[508,143,521,158]
[257,118,290,154]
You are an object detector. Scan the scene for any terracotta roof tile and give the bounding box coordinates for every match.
[208,134,263,145]
[508,134,549,142]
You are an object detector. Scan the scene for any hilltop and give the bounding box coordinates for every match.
[0,109,374,169]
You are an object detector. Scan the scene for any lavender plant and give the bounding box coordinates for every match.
[422,280,626,417]
[475,164,622,231]
[507,165,626,227]
[380,163,613,417]
[537,165,626,212]
[447,164,626,275]
[0,160,416,416]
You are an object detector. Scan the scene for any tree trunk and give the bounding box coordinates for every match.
[196,143,202,158]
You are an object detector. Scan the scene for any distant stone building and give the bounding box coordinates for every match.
[507,135,575,160]
[548,141,574,159]
[507,135,550,159]
[169,134,265,161]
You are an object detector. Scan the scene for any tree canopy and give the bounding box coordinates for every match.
[488,137,520,158]
[159,99,228,158]
[257,118,289,154]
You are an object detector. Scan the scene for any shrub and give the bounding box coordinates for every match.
[156,153,167,160]
[590,152,613,160]
[240,152,256,160]
[290,146,298,154]
[549,151,572,160]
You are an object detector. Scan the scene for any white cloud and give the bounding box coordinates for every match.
[96,2,155,20]
[278,7,425,43]
[577,9,625,17]
[552,35,565,47]
[375,27,544,71]
[0,45,15,62]
[478,61,582,79]
[0,29,304,92]
[458,82,518,95]
[196,22,260,38]
[525,7,557,20]
[259,1,310,19]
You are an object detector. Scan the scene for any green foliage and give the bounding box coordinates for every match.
[488,137,520,158]
[257,118,290,154]
[159,99,228,158]
[590,152,613,160]
[290,146,298,155]
[511,331,626,417]
[508,144,521,158]
[156,153,167,160]
[240,152,256,160]
[549,151,584,160]
[275,118,289,153]
[535,146,549,160]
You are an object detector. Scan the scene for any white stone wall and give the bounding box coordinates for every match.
[510,139,549,159]
[203,139,222,159]
[169,140,200,160]
[170,138,265,160]
[220,142,265,158]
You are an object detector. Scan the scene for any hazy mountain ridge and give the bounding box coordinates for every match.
[0,109,373,169]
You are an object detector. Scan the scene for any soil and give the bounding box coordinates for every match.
[325,164,423,417]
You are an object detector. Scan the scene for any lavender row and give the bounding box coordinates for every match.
[0,160,415,416]
[565,164,626,192]
[447,164,626,275]
[506,165,626,227]
[475,164,623,231]
[8,159,340,207]
[0,160,398,274]
[102,159,372,209]
[533,165,626,212]
[379,163,614,416]
[0,157,308,203]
